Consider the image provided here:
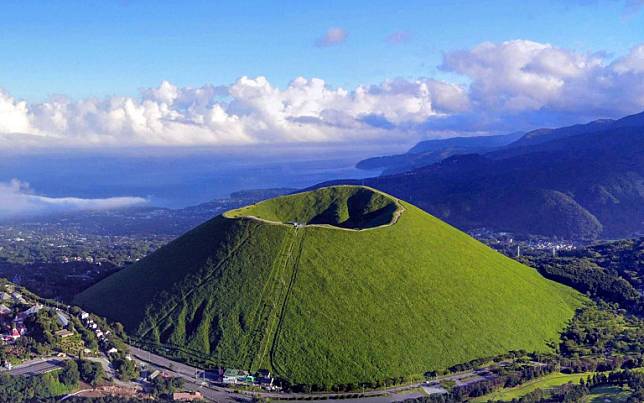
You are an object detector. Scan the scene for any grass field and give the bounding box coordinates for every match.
[75,186,584,386]
[39,370,77,398]
[473,371,595,401]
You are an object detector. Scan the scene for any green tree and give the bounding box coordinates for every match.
[59,360,80,386]
[79,360,105,386]
[151,376,184,398]
[114,322,126,339]
[114,357,138,381]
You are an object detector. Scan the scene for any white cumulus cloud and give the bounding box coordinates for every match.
[0,179,148,219]
[0,90,36,134]
[0,77,460,148]
[436,40,644,129]
[0,40,643,148]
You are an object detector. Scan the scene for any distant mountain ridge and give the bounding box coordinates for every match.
[508,119,614,148]
[356,132,523,175]
[324,112,644,239]
[359,110,644,175]
[511,111,644,148]
[488,111,644,161]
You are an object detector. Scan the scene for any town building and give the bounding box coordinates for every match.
[222,368,253,384]
[0,304,11,316]
[56,311,70,327]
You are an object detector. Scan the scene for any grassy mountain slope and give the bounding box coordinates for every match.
[74,186,583,386]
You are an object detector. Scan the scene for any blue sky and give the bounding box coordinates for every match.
[1,0,642,101]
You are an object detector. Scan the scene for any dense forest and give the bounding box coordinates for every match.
[520,238,643,313]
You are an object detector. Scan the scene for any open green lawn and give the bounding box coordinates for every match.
[473,372,595,402]
[583,386,631,402]
[37,370,77,398]
[75,186,584,386]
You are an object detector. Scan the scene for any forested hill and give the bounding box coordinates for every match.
[357,110,644,175]
[509,110,644,148]
[520,238,644,314]
[318,126,644,239]
[356,131,523,175]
